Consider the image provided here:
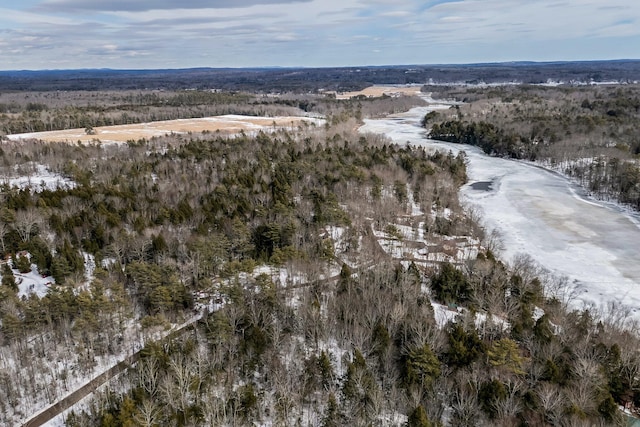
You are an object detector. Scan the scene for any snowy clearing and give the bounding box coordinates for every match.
[2,164,76,192]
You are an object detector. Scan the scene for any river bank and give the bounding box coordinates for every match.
[360,96,640,323]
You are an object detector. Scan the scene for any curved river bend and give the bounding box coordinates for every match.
[360,97,640,321]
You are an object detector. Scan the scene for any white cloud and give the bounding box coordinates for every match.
[412,0,640,43]
[37,0,313,12]
[0,7,75,25]
[380,10,412,17]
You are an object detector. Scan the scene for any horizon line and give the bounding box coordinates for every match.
[2,58,640,73]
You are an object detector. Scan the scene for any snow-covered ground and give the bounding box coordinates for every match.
[0,256,56,298]
[360,95,640,322]
[14,264,55,298]
[12,312,203,427]
[2,163,75,191]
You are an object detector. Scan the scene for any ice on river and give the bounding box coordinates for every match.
[360,97,640,322]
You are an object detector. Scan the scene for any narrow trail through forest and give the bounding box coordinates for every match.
[21,315,202,427]
[23,352,140,427]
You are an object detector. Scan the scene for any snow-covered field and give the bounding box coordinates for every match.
[360,95,640,322]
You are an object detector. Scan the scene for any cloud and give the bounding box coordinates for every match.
[0,7,74,25]
[84,43,150,58]
[404,0,640,44]
[2,0,640,69]
[380,11,412,18]
[38,0,312,13]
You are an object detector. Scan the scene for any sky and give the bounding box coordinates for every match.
[1,0,639,70]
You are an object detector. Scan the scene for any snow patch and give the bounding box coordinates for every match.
[2,163,75,192]
[2,259,56,298]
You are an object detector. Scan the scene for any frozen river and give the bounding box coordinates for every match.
[360,97,640,321]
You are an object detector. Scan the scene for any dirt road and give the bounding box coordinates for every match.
[21,316,201,427]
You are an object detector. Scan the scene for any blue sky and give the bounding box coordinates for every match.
[0,0,639,70]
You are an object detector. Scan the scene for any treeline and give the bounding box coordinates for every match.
[427,119,536,160]
[0,89,424,135]
[2,60,640,92]
[0,132,458,280]
[562,156,640,209]
[0,91,280,135]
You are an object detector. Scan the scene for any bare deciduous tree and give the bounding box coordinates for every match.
[536,383,565,426]
[134,398,161,427]
[14,208,42,243]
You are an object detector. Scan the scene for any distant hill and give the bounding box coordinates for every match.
[1,60,639,92]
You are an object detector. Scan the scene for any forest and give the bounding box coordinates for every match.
[0,86,638,427]
[1,60,639,92]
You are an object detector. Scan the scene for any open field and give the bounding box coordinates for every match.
[332,85,423,99]
[6,114,323,144]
